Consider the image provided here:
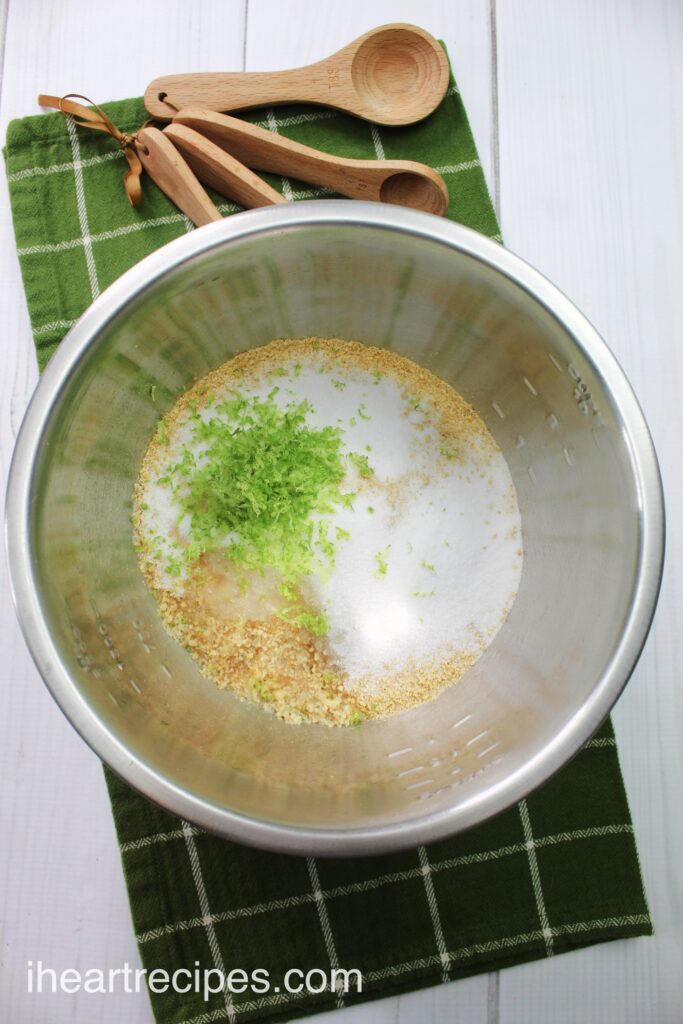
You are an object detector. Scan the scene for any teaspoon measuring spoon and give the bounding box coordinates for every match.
[167,108,449,215]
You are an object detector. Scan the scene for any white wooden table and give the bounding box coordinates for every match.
[1,1,681,1021]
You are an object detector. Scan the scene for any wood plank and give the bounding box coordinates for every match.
[0,0,247,133]
[495,0,683,1018]
[245,0,496,198]
[0,2,246,1022]
[246,7,495,1021]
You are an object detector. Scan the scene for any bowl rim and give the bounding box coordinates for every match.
[4,200,665,855]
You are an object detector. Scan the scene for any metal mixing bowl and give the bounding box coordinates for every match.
[5,202,664,855]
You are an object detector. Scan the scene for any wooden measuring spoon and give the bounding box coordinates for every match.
[163,124,286,208]
[136,127,220,226]
[172,108,449,215]
[145,23,449,126]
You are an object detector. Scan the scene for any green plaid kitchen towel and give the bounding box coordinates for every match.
[5,54,651,1024]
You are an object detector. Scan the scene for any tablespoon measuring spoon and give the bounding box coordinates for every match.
[145,23,449,126]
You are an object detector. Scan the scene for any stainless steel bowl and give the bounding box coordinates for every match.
[5,202,664,855]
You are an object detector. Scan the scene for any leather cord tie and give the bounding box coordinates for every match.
[38,93,144,206]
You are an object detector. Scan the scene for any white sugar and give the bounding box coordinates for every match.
[312,451,521,683]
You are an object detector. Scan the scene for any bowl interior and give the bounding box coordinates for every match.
[22,216,648,846]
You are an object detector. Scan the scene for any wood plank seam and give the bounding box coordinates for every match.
[488,5,501,1017]
[0,0,10,112]
[488,0,500,219]
[242,0,249,73]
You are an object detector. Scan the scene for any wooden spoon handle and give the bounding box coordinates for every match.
[163,124,286,208]
[136,127,220,227]
[172,108,449,214]
[172,107,387,199]
[145,66,325,121]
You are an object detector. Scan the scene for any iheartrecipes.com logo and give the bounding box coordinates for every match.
[27,960,363,1001]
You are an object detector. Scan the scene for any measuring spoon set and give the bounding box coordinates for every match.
[137,24,451,226]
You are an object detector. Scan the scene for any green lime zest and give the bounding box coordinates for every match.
[253,679,273,702]
[374,546,390,578]
[156,420,170,446]
[348,452,374,479]
[278,606,330,636]
[158,390,374,633]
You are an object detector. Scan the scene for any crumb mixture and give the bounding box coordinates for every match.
[133,337,522,726]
